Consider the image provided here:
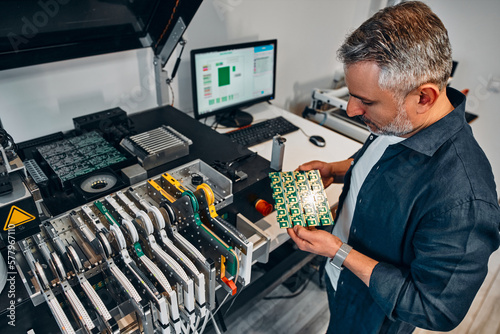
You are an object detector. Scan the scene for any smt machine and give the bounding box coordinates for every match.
[0,104,275,333]
[14,159,264,333]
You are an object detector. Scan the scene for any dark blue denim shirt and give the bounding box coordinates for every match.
[329,88,500,333]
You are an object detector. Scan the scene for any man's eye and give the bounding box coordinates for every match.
[361,100,373,106]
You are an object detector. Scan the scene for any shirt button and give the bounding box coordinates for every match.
[353,228,357,234]
[359,198,362,204]
[369,135,374,140]
[376,165,380,170]
[351,160,354,165]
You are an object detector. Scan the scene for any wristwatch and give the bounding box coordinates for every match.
[329,243,353,270]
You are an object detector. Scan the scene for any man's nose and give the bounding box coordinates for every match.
[346,98,365,117]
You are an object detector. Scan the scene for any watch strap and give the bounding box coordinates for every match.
[329,243,352,270]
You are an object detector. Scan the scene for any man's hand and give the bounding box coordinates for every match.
[288,225,379,287]
[297,158,353,186]
[287,225,342,258]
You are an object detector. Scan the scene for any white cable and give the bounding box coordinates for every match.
[209,311,222,334]
[199,313,210,334]
[199,293,230,333]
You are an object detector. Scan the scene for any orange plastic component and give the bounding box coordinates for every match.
[221,255,226,278]
[221,276,237,295]
[255,199,273,216]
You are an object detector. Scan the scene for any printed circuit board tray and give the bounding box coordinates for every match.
[269,170,334,228]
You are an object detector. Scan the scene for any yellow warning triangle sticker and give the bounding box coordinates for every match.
[3,205,36,231]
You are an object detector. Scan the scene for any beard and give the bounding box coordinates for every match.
[360,106,414,137]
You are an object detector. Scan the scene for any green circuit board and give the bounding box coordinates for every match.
[37,131,127,185]
[269,170,334,228]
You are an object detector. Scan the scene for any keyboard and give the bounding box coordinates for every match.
[224,116,299,147]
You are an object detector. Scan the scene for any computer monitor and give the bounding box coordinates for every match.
[190,39,277,127]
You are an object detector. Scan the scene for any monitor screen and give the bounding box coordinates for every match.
[191,39,277,127]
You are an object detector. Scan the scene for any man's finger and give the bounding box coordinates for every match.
[288,226,310,251]
[298,160,322,171]
[293,225,315,244]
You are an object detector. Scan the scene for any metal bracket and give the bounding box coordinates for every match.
[154,57,170,106]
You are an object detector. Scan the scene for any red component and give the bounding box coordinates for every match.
[221,276,237,295]
[226,124,252,133]
[255,199,273,216]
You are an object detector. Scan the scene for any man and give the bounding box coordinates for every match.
[287,2,500,333]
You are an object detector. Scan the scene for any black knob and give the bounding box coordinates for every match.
[191,174,203,186]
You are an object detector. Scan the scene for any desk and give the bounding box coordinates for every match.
[214,102,363,252]
[207,103,362,330]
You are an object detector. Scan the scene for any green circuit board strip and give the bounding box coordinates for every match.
[269,170,334,228]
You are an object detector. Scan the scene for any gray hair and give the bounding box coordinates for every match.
[338,1,453,100]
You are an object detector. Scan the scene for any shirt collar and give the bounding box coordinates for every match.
[400,87,467,157]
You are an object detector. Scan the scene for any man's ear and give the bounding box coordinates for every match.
[416,84,440,114]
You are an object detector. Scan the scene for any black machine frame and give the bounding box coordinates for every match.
[0,0,203,71]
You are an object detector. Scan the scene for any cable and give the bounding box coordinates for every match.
[197,292,231,333]
[164,38,186,107]
[298,127,311,138]
[211,118,220,130]
[223,283,248,319]
[167,81,175,107]
[319,112,328,126]
[154,0,181,49]
[198,313,210,334]
[0,128,17,152]
[191,315,201,334]
[262,268,316,301]
[209,311,222,334]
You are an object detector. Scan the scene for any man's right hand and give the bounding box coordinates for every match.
[297,158,353,187]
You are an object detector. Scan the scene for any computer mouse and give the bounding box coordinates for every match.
[309,135,326,147]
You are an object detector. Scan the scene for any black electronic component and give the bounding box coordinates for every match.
[0,165,12,195]
[73,107,134,145]
[191,173,203,186]
[224,116,299,148]
[73,108,127,132]
[16,132,65,161]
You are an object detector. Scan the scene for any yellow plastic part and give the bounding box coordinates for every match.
[197,183,218,218]
[162,173,188,193]
[148,179,176,203]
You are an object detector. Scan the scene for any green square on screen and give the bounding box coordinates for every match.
[218,66,230,86]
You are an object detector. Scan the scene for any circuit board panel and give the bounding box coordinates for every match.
[37,131,127,184]
[269,170,334,228]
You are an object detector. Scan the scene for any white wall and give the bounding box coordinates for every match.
[0,0,498,196]
[0,48,158,142]
[421,0,500,197]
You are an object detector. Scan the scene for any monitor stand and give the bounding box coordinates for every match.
[216,109,253,128]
